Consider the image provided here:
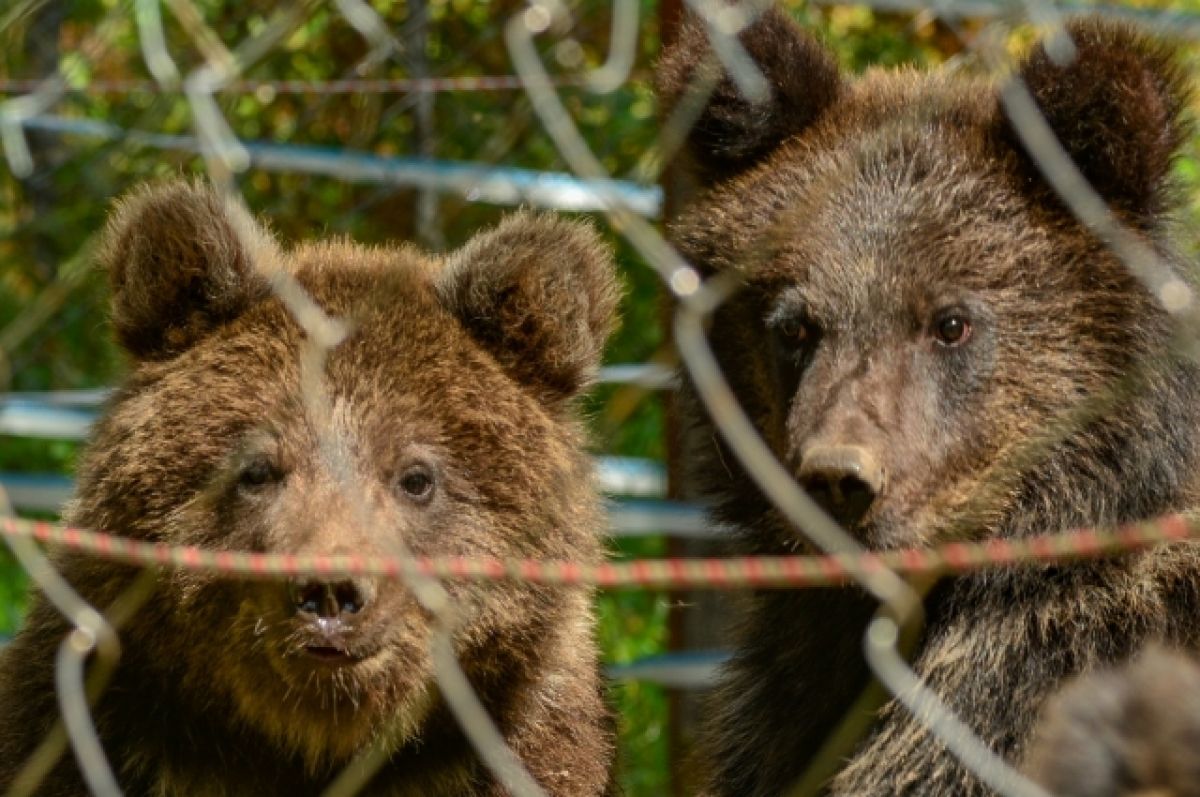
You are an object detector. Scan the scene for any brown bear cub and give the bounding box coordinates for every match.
[660,8,1200,796]
[0,181,619,794]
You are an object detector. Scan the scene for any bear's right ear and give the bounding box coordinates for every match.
[437,212,621,409]
[656,6,843,184]
[97,180,276,360]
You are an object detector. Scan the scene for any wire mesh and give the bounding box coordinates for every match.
[2,1,1199,795]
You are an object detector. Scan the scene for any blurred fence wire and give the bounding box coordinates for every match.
[2,0,1200,795]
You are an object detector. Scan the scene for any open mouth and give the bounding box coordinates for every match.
[303,644,360,664]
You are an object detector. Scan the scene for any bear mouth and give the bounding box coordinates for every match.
[288,630,378,666]
[285,614,381,667]
[303,644,360,664]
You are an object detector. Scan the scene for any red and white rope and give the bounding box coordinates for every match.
[1,513,1196,589]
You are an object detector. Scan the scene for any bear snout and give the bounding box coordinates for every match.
[288,577,374,618]
[283,578,383,666]
[797,444,884,530]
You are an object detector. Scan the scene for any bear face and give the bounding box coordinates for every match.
[0,181,620,794]
[660,9,1200,797]
[665,11,1195,552]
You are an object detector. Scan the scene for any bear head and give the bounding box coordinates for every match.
[68,180,620,771]
[661,9,1199,551]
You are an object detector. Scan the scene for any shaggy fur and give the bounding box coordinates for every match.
[1026,647,1200,797]
[659,9,1200,795]
[0,181,620,795]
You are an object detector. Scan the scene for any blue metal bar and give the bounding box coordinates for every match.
[606,498,717,538]
[595,456,667,498]
[0,473,73,515]
[19,116,663,217]
[0,400,94,440]
[606,650,730,689]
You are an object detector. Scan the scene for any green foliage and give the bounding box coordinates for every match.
[601,536,672,795]
[0,548,27,636]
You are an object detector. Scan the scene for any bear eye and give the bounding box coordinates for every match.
[933,310,972,347]
[398,467,436,503]
[237,457,282,491]
[772,309,817,348]
[778,316,809,343]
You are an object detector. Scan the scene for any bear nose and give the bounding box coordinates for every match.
[797,445,884,528]
[289,579,368,619]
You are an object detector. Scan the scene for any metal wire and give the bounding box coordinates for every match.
[2,2,1198,795]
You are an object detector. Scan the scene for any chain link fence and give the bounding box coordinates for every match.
[2,0,1200,794]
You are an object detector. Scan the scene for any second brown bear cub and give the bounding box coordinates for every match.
[0,182,619,794]
[660,8,1200,797]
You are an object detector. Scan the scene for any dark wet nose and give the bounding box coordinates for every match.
[798,445,884,528]
[289,579,368,619]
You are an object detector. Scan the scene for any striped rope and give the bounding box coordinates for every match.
[1,514,1196,589]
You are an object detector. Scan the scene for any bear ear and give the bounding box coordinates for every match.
[656,6,843,184]
[1003,17,1190,224]
[97,180,276,360]
[437,212,621,407]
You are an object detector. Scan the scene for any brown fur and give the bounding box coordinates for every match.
[1026,647,1200,797]
[0,181,620,795]
[660,9,1200,795]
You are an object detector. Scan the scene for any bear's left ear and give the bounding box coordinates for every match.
[437,212,621,407]
[1003,17,1190,225]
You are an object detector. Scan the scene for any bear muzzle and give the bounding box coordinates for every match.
[797,444,884,530]
[287,577,379,665]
